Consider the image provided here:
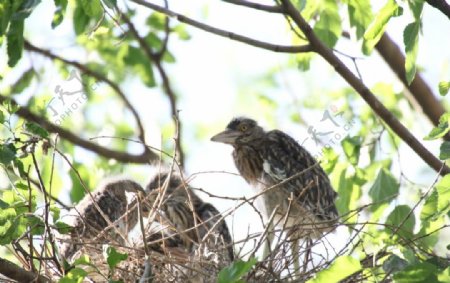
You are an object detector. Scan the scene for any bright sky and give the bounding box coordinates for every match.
[1,0,449,259]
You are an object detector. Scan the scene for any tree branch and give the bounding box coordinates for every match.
[0,94,157,163]
[129,0,312,53]
[425,0,450,20]
[375,33,450,141]
[0,257,50,283]
[23,41,150,152]
[118,8,185,165]
[279,0,450,176]
[222,0,283,13]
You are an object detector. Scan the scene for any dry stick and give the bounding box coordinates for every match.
[129,0,312,53]
[279,0,450,176]
[0,94,153,163]
[30,150,62,274]
[375,33,449,140]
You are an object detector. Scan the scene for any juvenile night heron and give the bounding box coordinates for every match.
[139,172,234,282]
[144,172,234,261]
[211,117,338,275]
[60,178,144,279]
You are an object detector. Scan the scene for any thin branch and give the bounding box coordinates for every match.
[154,0,171,59]
[279,0,450,176]
[118,8,185,165]
[129,0,312,53]
[0,94,156,163]
[425,0,450,20]
[0,257,50,283]
[222,0,283,13]
[23,40,149,150]
[375,33,450,141]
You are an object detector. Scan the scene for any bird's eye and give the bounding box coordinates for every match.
[240,125,248,131]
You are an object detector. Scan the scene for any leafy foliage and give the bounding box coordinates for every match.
[104,246,128,270]
[424,113,450,140]
[218,257,257,283]
[0,0,448,282]
[308,256,361,283]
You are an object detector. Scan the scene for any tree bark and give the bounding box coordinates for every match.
[0,257,50,283]
[375,33,449,141]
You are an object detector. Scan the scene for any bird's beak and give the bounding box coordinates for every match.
[210,129,241,144]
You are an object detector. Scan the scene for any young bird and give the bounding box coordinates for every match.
[135,172,234,283]
[60,178,144,264]
[143,172,234,261]
[211,117,338,275]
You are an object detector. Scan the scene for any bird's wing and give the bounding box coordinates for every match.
[197,202,234,261]
[262,130,337,219]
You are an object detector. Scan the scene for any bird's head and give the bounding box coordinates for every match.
[146,171,182,194]
[211,117,265,146]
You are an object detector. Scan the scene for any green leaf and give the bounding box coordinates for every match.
[341,136,361,165]
[25,122,49,138]
[382,254,408,274]
[10,68,35,94]
[321,147,338,173]
[435,174,450,214]
[12,0,41,20]
[416,211,444,249]
[407,0,424,20]
[393,262,438,283]
[307,256,361,283]
[0,109,4,123]
[386,205,415,238]
[403,21,420,85]
[439,141,450,160]
[296,53,313,71]
[438,267,450,283]
[0,143,16,165]
[363,0,399,54]
[439,81,450,96]
[55,221,72,234]
[0,1,13,36]
[218,257,257,283]
[73,254,91,266]
[25,214,45,235]
[51,205,61,221]
[80,0,102,17]
[313,0,341,48]
[102,0,117,9]
[368,168,399,210]
[424,113,450,140]
[146,12,166,30]
[73,5,90,35]
[59,267,88,283]
[6,18,24,67]
[333,166,361,223]
[104,246,128,270]
[124,46,155,87]
[52,0,68,28]
[173,25,190,40]
[0,208,16,237]
[420,189,438,221]
[69,163,89,203]
[347,0,373,39]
